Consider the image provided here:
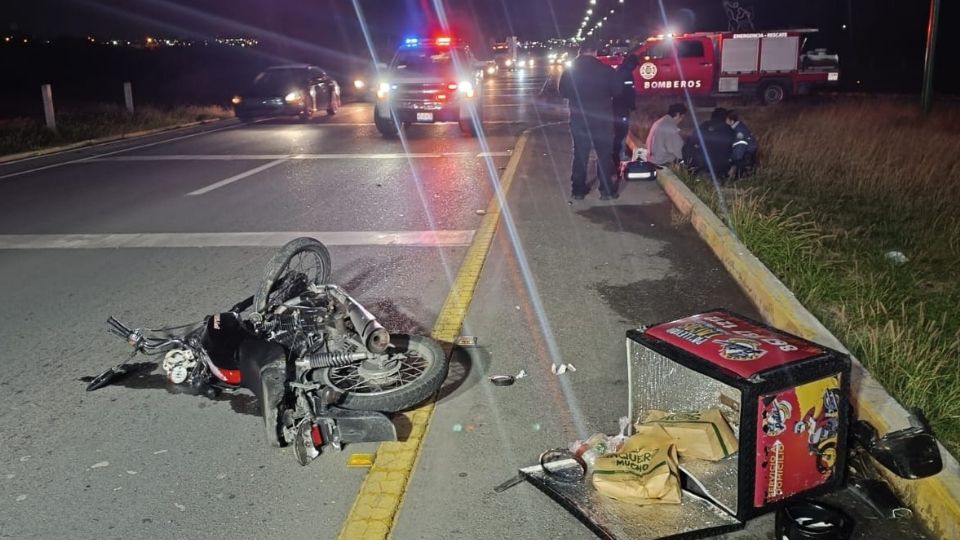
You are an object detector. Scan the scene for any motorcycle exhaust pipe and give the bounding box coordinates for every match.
[325,285,391,354]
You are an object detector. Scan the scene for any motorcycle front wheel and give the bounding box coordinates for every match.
[254,237,332,313]
[317,334,448,413]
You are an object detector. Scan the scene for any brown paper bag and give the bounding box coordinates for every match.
[641,409,738,461]
[592,424,681,505]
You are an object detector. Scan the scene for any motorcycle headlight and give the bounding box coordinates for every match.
[231,95,242,105]
[284,91,302,103]
[505,59,513,67]
[353,79,366,89]
[487,66,496,75]
[377,82,391,100]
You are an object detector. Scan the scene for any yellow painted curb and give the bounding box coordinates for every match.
[656,167,960,540]
[338,130,535,540]
[0,117,229,165]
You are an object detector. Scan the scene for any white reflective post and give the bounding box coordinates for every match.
[41,84,56,131]
[123,82,134,113]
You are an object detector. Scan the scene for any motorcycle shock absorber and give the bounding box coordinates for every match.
[299,351,371,369]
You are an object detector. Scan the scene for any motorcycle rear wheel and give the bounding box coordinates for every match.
[254,237,332,314]
[318,334,448,413]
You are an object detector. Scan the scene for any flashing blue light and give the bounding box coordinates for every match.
[404,37,420,47]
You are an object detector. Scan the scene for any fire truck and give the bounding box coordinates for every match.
[631,29,839,104]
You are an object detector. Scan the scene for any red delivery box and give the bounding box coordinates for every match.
[626,309,851,521]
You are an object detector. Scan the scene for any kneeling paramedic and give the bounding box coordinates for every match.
[726,110,758,178]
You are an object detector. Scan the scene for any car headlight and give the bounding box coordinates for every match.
[458,81,475,98]
[564,60,572,68]
[527,59,535,68]
[505,59,513,67]
[376,82,391,100]
[487,66,496,75]
[284,91,302,103]
[231,95,242,105]
[353,79,366,89]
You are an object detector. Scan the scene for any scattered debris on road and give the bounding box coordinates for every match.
[90,461,109,469]
[455,335,478,347]
[489,374,516,386]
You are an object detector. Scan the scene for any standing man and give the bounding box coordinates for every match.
[559,39,622,200]
[645,103,686,166]
[612,48,641,169]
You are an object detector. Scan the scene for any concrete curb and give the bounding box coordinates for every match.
[655,166,960,539]
[0,117,230,165]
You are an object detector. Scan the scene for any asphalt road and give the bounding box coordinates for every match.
[0,69,555,539]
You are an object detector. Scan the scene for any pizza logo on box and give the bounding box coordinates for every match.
[717,337,767,362]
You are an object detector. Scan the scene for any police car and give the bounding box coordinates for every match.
[374,36,484,137]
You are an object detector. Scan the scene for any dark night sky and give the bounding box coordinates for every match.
[2,0,956,90]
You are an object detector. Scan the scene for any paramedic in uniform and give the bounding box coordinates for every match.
[726,110,758,178]
[559,39,622,200]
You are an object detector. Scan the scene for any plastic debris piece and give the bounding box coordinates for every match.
[90,461,109,469]
[515,305,521,310]
[347,453,376,468]
[551,363,558,374]
[567,363,577,373]
[455,336,478,347]
[490,375,516,386]
[885,251,909,264]
[476,209,487,215]
[452,423,464,432]
[532,423,541,431]
[557,364,568,375]
[516,369,527,379]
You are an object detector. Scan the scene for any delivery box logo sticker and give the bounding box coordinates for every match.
[716,337,767,362]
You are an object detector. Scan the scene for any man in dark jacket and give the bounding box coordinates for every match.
[612,49,640,168]
[559,39,622,200]
[683,107,736,180]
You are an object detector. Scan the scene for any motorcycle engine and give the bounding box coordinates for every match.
[162,349,197,384]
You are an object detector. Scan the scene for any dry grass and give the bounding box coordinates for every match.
[639,96,960,454]
[0,104,233,156]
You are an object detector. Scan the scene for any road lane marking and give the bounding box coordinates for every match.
[338,124,536,540]
[0,122,245,181]
[185,159,288,196]
[0,231,476,249]
[477,151,512,157]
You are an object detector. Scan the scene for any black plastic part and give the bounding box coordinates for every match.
[318,407,398,445]
[775,501,854,540]
[870,427,942,480]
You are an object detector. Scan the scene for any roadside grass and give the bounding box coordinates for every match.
[636,97,960,454]
[0,104,233,156]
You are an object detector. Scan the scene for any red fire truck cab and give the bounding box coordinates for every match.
[632,29,839,104]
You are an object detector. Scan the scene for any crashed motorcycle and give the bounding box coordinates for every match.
[87,237,449,465]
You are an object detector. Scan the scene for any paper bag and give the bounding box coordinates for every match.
[641,409,738,461]
[592,424,681,505]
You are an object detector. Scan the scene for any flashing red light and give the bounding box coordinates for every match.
[447,83,458,90]
[435,36,452,46]
[437,94,447,100]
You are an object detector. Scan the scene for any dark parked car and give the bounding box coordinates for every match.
[233,65,341,121]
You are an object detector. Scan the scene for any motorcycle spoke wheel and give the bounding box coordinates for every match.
[254,237,332,313]
[318,334,449,413]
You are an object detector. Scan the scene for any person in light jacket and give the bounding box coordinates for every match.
[645,103,686,166]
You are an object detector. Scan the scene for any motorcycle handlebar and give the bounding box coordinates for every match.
[106,317,185,354]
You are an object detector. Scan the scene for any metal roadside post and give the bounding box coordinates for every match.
[41,84,56,131]
[123,82,135,114]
